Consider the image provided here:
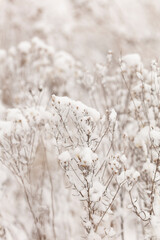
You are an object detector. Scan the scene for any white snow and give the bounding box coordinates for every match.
[18,41,31,54]
[109,108,117,123]
[90,181,105,202]
[59,151,71,163]
[122,53,141,67]
[75,147,98,166]
[52,95,101,122]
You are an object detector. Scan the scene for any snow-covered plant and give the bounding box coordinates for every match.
[0,38,83,107]
[74,53,160,239]
[50,95,131,239]
[0,106,53,239]
[1,2,160,238]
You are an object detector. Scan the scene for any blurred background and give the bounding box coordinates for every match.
[0,0,160,67]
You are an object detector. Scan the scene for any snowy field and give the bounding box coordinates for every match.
[0,0,160,239]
